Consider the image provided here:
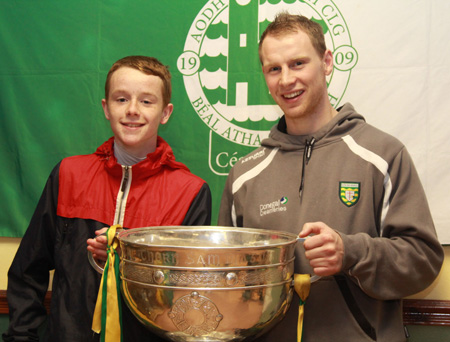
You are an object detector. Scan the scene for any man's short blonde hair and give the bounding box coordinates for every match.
[259,12,327,63]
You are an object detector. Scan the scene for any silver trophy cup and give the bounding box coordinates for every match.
[92,226,307,341]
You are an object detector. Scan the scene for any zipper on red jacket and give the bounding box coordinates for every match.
[115,166,131,226]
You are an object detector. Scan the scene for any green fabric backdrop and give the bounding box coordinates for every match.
[0,0,228,236]
[3,0,448,243]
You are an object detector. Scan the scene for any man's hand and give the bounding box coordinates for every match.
[299,222,344,277]
[87,227,108,262]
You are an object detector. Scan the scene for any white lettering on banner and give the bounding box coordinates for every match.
[192,97,219,132]
[216,151,240,168]
[192,97,262,145]
[221,127,261,146]
[189,0,227,44]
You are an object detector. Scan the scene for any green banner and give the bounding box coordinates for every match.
[0,0,356,237]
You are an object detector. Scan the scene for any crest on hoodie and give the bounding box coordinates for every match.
[178,0,358,175]
[339,182,360,207]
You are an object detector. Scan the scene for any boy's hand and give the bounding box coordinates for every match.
[87,227,109,262]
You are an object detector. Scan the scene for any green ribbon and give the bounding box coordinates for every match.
[92,225,123,342]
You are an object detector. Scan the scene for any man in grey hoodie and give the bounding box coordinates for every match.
[218,12,443,342]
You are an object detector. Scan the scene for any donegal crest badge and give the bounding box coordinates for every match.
[339,182,360,207]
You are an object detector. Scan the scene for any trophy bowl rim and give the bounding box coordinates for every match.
[117,226,299,250]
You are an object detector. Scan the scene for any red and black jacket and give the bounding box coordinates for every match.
[4,137,211,342]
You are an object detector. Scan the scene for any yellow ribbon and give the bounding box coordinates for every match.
[294,274,311,342]
[92,225,123,342]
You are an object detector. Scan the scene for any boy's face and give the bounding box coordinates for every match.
[102,66,173,157]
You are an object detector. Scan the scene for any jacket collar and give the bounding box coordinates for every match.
[265,103,365,150]
[94,136,189,178]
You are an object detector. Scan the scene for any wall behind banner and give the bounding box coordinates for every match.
[1,0,449,312]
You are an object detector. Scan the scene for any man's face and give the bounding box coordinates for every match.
[261,30,333,130]
[102,66,173,157]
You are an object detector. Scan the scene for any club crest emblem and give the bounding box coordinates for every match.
[339,182,360,207]
[178,0,358,175]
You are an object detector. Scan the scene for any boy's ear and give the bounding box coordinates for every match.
[102,99,110,120]
[160,103,173,124]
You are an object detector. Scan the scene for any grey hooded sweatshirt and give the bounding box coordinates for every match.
[218,103,443,342]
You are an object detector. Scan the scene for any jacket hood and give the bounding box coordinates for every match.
[262,103,366,151]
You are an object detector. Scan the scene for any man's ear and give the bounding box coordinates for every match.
[323,49,334,76]
[160,103,174,124]
[102,99,110,120]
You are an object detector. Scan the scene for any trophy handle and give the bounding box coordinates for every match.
[296,237,321,283]
[310,274,321,283]
[88,250,105,274]
[88,230,110,274]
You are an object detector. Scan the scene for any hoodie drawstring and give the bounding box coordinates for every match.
[299,137,316,199]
